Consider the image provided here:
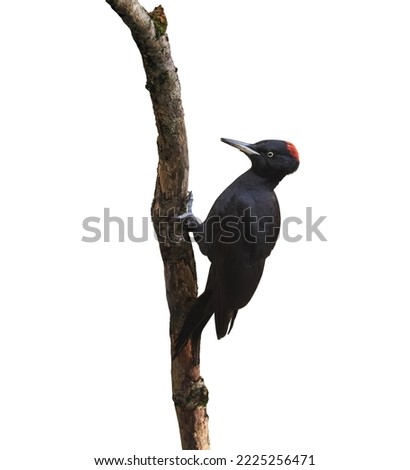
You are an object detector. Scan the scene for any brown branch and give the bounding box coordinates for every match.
[105,0,210,450]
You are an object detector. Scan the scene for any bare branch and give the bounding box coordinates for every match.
[106,0,210,450]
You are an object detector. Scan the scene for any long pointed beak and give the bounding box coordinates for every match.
[220,138,260,156]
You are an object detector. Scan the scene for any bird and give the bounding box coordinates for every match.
[173,137,299,363]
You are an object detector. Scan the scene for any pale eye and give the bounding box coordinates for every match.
[267,152,274,158]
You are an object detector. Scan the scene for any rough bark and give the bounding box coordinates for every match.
[105,0,210,450]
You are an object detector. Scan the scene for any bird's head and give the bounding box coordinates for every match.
[221,138,299,177]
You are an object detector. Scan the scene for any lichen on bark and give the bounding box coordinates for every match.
[149,5,168,38]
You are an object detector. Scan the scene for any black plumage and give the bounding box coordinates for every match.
[173,138,299,362]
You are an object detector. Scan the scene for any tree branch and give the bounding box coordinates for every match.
[105,0,210,450]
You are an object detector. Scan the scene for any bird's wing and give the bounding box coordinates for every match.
[205,187,281,261]
[196,180,281,339]
[207,189,280,338]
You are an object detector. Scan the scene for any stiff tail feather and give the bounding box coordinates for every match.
[173,290,214,363]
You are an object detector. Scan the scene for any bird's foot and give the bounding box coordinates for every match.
[169,192,201,244]
[186,190,194,214]
[172,191,201,231]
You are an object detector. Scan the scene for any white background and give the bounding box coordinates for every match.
[1,1,409,468]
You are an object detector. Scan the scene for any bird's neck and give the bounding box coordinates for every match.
[241,168,285,190]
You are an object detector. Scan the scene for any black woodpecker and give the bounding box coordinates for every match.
[173,138,299,362]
